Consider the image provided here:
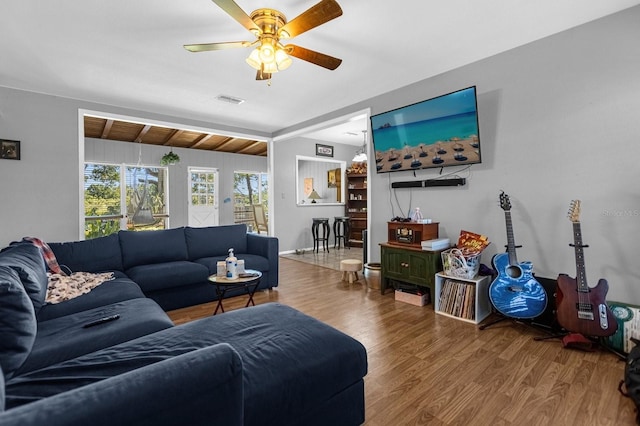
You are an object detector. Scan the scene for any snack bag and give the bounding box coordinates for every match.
[457,230,490,257]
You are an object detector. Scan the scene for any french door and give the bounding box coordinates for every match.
[188,167,219,227]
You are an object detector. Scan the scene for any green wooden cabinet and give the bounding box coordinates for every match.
[380,243,444,295]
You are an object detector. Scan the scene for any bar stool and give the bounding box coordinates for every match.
[312,218,330,253]
[333,216,350,249]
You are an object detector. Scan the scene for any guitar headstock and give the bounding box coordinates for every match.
[499,191,511,212]
[568,200,581,223]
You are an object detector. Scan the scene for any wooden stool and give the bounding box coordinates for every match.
[340,259,362,284]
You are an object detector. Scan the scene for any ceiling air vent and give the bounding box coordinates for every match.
[216,94,245,105]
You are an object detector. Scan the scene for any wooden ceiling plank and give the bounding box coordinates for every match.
[216,137,236,149]
[190,133,215,149]
[134,124,152,143]
[84,117,267,156]
[101,119,114,139]
[163,129,185,146]
[244,141,264,151]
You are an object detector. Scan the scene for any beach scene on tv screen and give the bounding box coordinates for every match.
[371,87,480,173]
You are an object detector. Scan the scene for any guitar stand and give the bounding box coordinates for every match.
[478,314,509,330]
[479,312,557,337]
[534,332,626,360]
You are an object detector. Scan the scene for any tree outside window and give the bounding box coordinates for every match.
[233,172,268,231]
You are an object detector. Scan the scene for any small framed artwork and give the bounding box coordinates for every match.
[327,169,337,187]
[315,143,333,158]
[0,139,20,160]
[304,177,313,196]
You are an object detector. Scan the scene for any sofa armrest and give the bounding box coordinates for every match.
[247,233,278,288]
[0,343,244,426]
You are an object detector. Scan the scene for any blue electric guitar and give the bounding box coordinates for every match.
[489,192,547,319]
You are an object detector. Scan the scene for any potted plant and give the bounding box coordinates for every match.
[160,150,180,165]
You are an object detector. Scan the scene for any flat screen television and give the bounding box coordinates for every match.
[370,86,481,173]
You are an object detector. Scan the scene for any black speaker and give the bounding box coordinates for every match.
[424,177,466,187]
[391,180,423,188]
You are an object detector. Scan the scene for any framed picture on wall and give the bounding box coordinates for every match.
[315,144,333,157]
[0,139,20,160]
[304,178,313,196]
[327,169,337,187]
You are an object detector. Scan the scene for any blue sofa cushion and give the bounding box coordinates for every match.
[48,234,123,273]
[0,266,37,380]
[185,224,248,261]
[119,228,188,269]
[16,298,174,375]
[36,278,145,322]
[3,344,244,426]
[0,244,47,313]
[4,303,366,426]
[126,261,209,293]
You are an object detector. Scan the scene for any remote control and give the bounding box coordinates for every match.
[239,273,258,278]
[82,314,120,328]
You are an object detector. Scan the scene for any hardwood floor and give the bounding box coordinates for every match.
[167,257,635,425]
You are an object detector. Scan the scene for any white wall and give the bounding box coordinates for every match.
[0,89,81,243]
[274,7,640,304]
[364,7,640,305]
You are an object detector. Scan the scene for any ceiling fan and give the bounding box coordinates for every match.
[184,0,343,81]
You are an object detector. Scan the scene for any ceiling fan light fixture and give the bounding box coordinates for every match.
[352,130,368,163]
[192,1,343,81]
[275,48,292,70]
[262,61,279,74]
[258,41,276,63]
[247,45,291,73]
[246,49,262,70]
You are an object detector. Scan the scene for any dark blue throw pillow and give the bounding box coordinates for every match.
[119,228,188,269]
[0,266,37,380]
[0,243,47,312]
[49,233,123,273]
[185,224,248,260]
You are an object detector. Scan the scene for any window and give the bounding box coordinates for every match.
[84,164,122,239]
[233,172,268,231]
[190,170,217,207]
[84,163,169,239]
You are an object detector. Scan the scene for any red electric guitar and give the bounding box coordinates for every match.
[555,200,617,337]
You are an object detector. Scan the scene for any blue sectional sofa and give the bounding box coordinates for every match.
[48,224,279,311]
[0,234,368,425]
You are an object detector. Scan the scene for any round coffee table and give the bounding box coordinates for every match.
[208,269,262,315]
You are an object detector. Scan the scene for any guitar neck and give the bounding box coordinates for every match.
[572,221,588,292]
[504,211,519,265]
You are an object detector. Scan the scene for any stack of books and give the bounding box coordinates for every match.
[421,238,450,251]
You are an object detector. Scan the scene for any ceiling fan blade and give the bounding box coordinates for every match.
[285,44,342,70]
[212,0,261,34]
[184,41,252,52]
[256,69,272,81]
[278,0,342,39]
